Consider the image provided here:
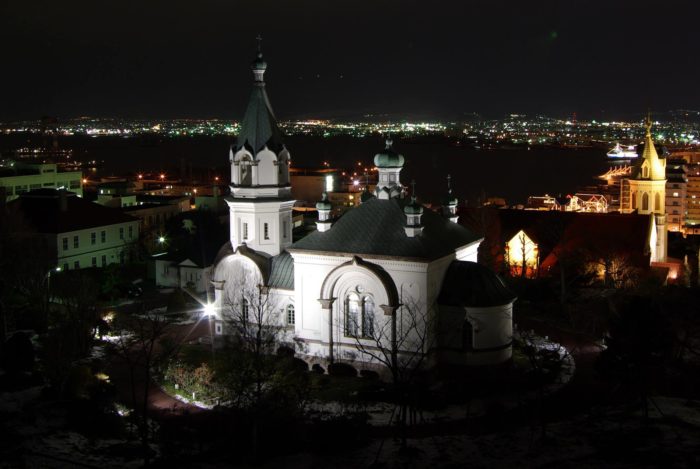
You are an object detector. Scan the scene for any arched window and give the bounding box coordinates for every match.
[631,191,637,210]
[345,293,360,337]
[286,304,295,326]
[239,156,253,185]
[654,192,661,211]
[241,298,249,323]
[362,297,374,337]
[462,320,474,350]
[642,192,649,211]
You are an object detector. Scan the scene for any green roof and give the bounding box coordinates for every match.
[290,197,481,260]
[236,84,284,154]
[373,139,405,168]
[269,250,294,290]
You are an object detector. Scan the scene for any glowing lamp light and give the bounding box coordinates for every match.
[215,176,219,181]
[138,174,143,179]
[158,236,166,244]
[160,174,165,180]
[203,303,216,317]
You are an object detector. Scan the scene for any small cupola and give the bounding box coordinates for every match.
[442,174,459,223]
[404,181,424,237]
[316,192,333,232]
[251,35,267,83]
[373,137,405,200]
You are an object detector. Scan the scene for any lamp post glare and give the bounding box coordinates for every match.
[158,236,166,244]
[203,303,216,318]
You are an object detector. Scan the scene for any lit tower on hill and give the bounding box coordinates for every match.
[622,113,667,262]
[226,37,294,256]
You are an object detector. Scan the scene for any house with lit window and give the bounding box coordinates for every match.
[7,189,139,271]
[0,161,82,203]
[209,47,516,368]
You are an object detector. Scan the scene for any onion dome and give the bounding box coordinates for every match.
[404,195,423,215]
[251,51,267,73]
[442,174,459,206]
[316,192,332,211]
[374,138,405,168]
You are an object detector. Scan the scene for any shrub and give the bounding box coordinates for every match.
[311,363,325,374]
[328,362,357,378]
[276,345,295,358]
[359,369,379,380]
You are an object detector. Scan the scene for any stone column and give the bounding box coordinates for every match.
[318,298,336,364]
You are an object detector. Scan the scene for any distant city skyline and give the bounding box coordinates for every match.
[2,0,699,121]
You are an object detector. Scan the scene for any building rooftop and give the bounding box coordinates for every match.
[7,189,137,233]
[290,196,481,261]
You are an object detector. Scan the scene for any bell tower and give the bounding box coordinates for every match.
[226,37,295,257]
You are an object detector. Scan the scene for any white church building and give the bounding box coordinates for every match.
[211,46,516,368]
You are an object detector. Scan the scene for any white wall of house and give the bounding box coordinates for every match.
[55,220,139,270]
[0,164,83,202]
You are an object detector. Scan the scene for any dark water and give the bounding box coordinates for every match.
[0,133,609,205]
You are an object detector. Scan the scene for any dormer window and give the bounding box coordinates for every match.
[642,165,649,178]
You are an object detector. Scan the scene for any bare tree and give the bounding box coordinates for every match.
[349,295,433,449]
[107,306,180,467]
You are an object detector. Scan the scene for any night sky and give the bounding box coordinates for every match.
[2,0,698,121]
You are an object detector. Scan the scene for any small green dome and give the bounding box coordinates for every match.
[316,192,332,211]
[251,52,267,71]
[442,190,458,207]
[404,196,423,215]
[374,138,405,168]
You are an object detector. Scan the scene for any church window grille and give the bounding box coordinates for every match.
[241,298,249,323]
[642,193,649,211]
[345,293,375,337]
[264,223,270,240]
[345,293,360,336]
[286,304,295,325]
[243,223,249,240]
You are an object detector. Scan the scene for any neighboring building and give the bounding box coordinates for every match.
[673,151,700,234]
[596,165,632,211]
[154,241,220,294]
[665,157,688,232]
[461,208,669,285]
[526,193,607,213]
[7,189,139,270]
[210,47,515,368]
[0,161,82,203]
[96,180,138,208]
[619,116,667,263]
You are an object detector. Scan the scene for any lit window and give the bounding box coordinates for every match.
[345,293,360,337]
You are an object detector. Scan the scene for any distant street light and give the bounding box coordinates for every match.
[158,236,166,244]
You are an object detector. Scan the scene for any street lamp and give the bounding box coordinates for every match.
[203,302,216,318]
[158,236,166,244]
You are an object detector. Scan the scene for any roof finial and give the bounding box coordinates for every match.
[251,35,267,82]
[447,173,452,193]
[411,179,417,199]
[645,109,652,138]
[256,34,263,56]
[385,133,393,149]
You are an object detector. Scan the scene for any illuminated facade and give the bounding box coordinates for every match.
[505,230,539,278]
[620,116,667,263]
[211,46,514,368]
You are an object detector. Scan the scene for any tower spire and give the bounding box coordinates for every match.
[251,34,267,83]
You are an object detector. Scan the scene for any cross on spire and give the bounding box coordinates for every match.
[411,179,417,198]
[447,174,452,192]
[256,34,263,55]
[645,110,653,138]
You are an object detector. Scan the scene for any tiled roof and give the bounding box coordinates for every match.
[268,251,294,290]
[236,84,284,154]
[290,197,482,260]
[437,261,516,307]
[7,189,137,233]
